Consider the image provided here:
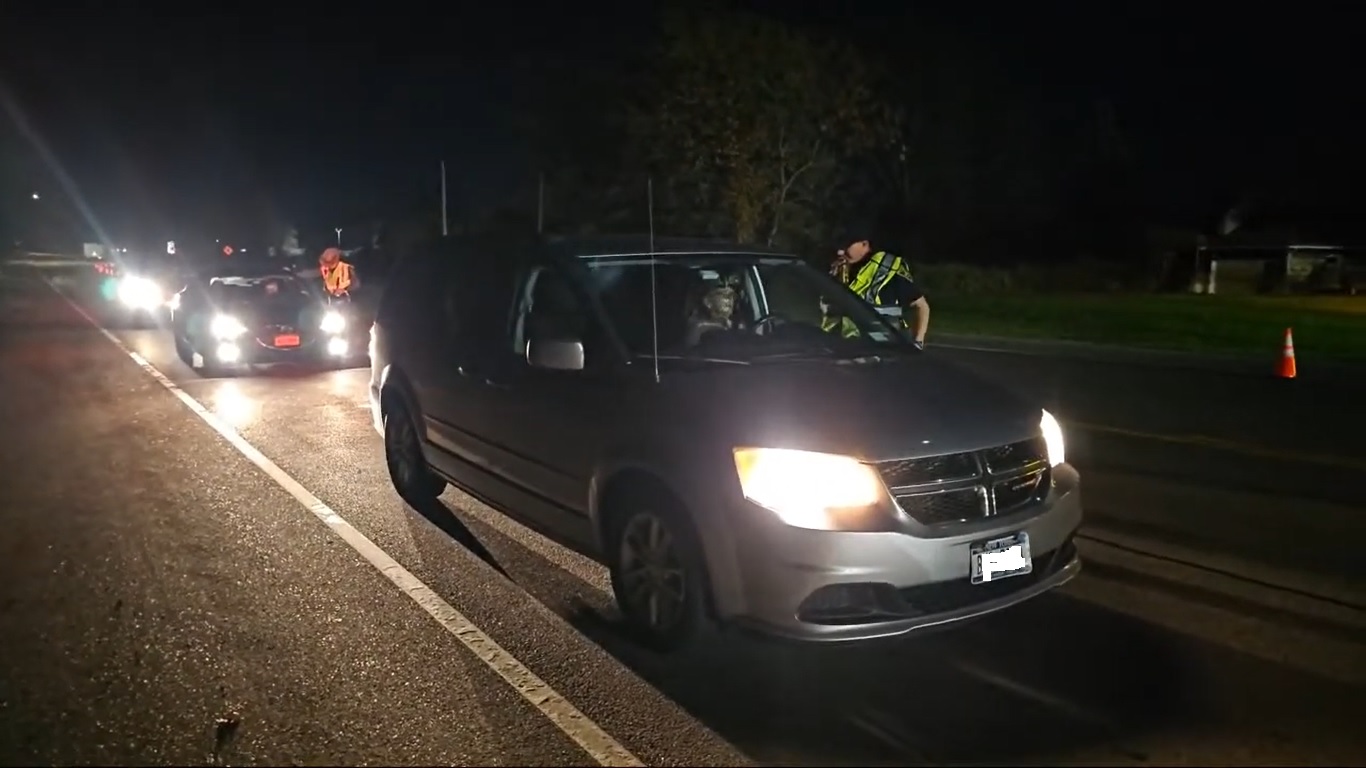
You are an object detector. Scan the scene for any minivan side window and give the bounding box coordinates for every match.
[442,252,518,353]
[376,251,441,329]
[513,266,613,367]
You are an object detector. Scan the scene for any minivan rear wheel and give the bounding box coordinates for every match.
[607,498,711,652]
[384,399,447,504]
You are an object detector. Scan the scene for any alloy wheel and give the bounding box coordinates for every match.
[617,512,689,634]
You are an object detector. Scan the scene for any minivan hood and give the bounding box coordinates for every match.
[661,355,1042,461]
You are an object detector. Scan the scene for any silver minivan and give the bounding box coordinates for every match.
[369,235,1081,651]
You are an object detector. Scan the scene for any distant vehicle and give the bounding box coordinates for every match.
[169,258,364,375]
[110,252,181,326]
[368,234,1082,651]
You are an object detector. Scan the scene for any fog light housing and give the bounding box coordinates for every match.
[326,337,348,357]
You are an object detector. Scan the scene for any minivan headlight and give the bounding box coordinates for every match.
[1040,409,1066,467]
[733,447,885,530]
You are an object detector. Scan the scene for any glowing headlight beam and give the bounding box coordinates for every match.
[210,314,247,340]
[733,447,884,530]
[320,311,346,334]
[117,276,164,310]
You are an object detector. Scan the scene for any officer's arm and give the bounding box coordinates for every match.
[908,293,929,345]
[894,270,929,345]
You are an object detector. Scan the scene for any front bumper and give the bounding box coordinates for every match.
[720,462,1083,644]
[208,334,358,366]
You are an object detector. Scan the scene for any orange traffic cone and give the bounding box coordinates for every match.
[1277,327,1297,379]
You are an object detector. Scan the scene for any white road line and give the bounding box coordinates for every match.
[51,285,644,768]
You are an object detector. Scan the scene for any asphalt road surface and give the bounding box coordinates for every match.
[1,264,1363,766]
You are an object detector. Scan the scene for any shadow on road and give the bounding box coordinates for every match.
[554,592,1188,765]
[406,497,509,579]
[402,483,1191,766]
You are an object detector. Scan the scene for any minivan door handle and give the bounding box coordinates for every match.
[455,365,507,390]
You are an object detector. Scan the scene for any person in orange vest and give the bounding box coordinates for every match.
[318,247,355,299]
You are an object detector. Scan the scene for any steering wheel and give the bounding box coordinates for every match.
[752,312,789,336]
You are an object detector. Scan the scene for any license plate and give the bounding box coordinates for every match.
[273,334,300,347]
[970,531,1032,584]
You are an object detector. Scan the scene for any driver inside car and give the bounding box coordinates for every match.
[684,273,744,346]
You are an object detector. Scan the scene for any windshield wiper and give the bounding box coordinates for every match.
[751,349,900,365]
[749,344,845,359]
[635,353,751,366]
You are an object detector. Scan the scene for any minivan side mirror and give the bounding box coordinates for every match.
[527,337,585,371]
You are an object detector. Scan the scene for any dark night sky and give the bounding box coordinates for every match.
[3,2,1363,250]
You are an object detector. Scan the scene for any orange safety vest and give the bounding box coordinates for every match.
[321,261,354,294]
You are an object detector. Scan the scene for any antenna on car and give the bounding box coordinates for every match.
[648,177,660,384]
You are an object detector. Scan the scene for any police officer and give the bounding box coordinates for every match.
[318,247,355,300]
[827,229,930,349]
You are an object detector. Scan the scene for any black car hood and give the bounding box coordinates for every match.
[223,295,319,329]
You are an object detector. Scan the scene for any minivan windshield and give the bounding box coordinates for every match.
[579,254,911,361]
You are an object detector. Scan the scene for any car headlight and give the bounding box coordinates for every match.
[320,311,346,334]
[1040,409,1065,467]
[732,447,886,530]
[117,276,163,309]
[210,314,247,340]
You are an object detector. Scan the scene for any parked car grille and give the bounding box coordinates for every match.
[875,436,1051,526]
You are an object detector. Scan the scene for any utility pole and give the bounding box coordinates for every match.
[440,160,449,237]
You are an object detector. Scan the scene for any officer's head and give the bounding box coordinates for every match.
[842,239,873,263]
[320,247,341,267]
[837,223,875,263]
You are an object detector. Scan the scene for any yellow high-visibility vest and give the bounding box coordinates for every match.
[822,251,912,334]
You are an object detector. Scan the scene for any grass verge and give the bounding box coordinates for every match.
[931,294,1366,364]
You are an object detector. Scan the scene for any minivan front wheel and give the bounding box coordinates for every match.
[608,501,710,652]
[384,400,446,504]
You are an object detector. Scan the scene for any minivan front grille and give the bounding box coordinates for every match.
[876,437,1051,526]
[876,452,979,488]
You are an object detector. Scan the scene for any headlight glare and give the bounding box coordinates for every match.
[733,447,885,530]
[210,314,247,340]
[1040,409,1066,467]
[320,311,346,334]
[117,276,163,309]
